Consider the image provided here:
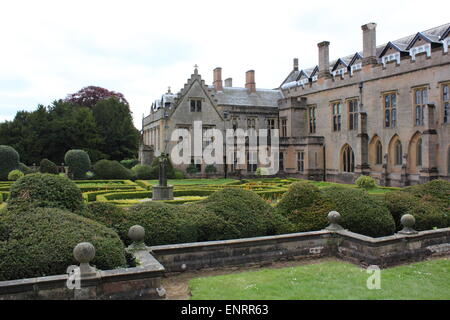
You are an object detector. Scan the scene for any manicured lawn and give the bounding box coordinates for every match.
[189,259,450,300]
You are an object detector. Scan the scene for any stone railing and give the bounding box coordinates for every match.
[149,212,450,272]
[1,212,450,299]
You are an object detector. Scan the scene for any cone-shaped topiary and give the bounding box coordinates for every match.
[0,145,20,181]
[64,149,91,180]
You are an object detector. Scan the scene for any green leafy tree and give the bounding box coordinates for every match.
[92,98,140,161]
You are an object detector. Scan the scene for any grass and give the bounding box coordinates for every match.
[189,259,450,300]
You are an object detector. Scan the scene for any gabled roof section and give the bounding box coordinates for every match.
[331,58,349,71]
[296,70,310,80]
[348,52,363,66]
[280,70,301,87]
[440,25,450,40]
[378,41,409,58]
[309,66,319,78]
[406,32,441,50]
[169,69,224,120]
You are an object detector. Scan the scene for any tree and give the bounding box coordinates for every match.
[64,86,129,108]
[92,97,140,161]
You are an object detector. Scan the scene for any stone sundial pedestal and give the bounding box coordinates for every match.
[152,153,174,201]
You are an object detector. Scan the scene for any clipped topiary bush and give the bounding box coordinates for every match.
[205,164,217,174]
[7,173,84,212]
[7,170,24,181]
[0,145,20,181]
[276,182,332,232]
[120,159,139,169]
[179,204,240,241]
[93,159,134,180]
[186,164,199,174]
[200,188,292,238]
[0,207,126,281]
[403,179,450,210]
[122,202,198,246]
[131,164,153,180]
[321,186,395,237]
[174,169,186,179]
[385,190,450,231]
[64,149,91,180]
[355,175,377,189]
[39,158,58,174]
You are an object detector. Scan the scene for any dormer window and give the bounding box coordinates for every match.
[350,63,362,75]
[311,75,318,82]
[410,43,431,61]
[297,78,309,86]
[382,53,400,66]
[332,68,346,77]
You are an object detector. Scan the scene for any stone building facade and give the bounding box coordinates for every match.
[141,22,450,186]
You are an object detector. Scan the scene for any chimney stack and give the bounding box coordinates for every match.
[317,41,331,79]
[245,70,256,93]
[224,78,233,87]
[213,67,223,91]
[361,23,377,66]
[293,58,299,71]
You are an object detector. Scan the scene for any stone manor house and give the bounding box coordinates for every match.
[140,22,450,187]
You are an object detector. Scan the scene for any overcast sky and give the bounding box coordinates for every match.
[1,0,449,128]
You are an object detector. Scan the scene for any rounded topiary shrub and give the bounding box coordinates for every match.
[39,158,58,174]
[205,165,217,174]
[321,186,395,237]
[384,191,450,231]
[120,159,139,169]
[93,159,134,180]
[123,202,198,246]
[179,203,240,241]
[0,145,20,181]
[131,164,153,180]
[64,149,91,180]
[7,170,24,181]
[7,173,83,212]
[0,207,126,281]
[355,175,377,189]
[404,180,450,210]
[81,202,128,233]
[200,188,292,238]
[174,169,186,179]
[276,182,332,232]
[186,164,199,174]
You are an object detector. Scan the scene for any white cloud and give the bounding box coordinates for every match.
[0,0,449,128]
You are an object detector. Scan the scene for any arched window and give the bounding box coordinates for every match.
[395,140,403,165]
[376,141,383,165]
[342,145,355,173]
[416,138,422,167]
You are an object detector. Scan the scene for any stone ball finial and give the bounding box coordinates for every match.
[328,211,341,224]
[398,214,418,235]
[128,225,145,243]
[401,214,415,228]
[325,211,344,231]
[73,242,95,264]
